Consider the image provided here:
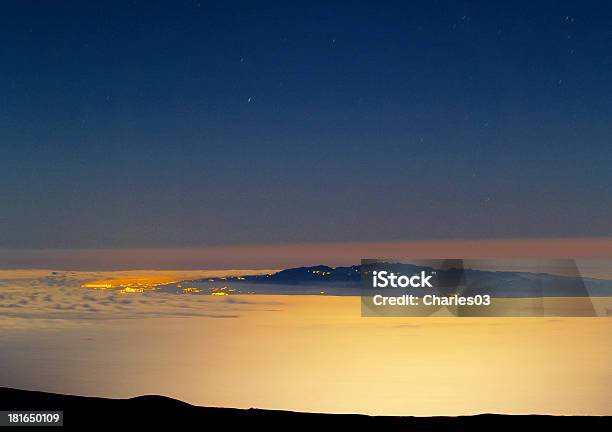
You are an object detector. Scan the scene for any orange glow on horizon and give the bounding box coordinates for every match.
[2,238,612,271]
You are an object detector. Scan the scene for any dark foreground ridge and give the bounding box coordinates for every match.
[1,387,609,429]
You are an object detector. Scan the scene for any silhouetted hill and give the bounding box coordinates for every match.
[252,265,362,283]
[195,263,612,297]
[0,387,609,429]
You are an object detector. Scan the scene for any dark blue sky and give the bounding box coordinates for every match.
[1,1,611,248]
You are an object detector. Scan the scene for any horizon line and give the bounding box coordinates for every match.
[1,237,612,271]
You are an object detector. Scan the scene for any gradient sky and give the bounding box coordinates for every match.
[1,1,611,249]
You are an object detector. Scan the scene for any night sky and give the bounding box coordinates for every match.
[2,1,611,249]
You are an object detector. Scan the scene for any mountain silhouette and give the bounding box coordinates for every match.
[1,387,609,429]
[195,262,612,298]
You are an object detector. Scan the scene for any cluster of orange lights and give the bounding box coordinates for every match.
[210,286,237,296]
[82,277,245,296]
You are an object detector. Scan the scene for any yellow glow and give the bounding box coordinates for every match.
[183,287,203,293]
[81,283,114,289]
[75,270,276,293]
[118,287,146,294]
[81,276,179,291]
[47,294,611,416]
[210,286,233,295]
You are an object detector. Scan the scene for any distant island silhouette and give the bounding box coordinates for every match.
[1,387,609,429]
[194,262,612,297]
